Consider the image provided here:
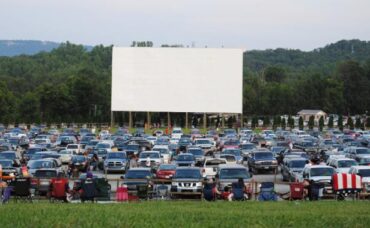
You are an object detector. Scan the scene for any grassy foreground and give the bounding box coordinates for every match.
[0,201,369,227]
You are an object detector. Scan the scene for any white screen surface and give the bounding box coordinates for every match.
[112,47,243,113]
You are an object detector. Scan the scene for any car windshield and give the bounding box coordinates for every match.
[359,157,370,164]
[72,156,86,162]
[107,153,126,159]
[35,139,47,144]
[140,153,160,159]
[127,145,139,150]
[174,169,201,179]
[222,150,241,156]
[126,170,151,179]
[88,141,99,146]
[67,145,78,149]
[224,141,239,146]
[34,170,57,178]
[219,168,250,179]
[26,148,42,154]
[188,149,203,156]
[254,152,274,159]
[29,160,54,169]
[153,148,169,154]
[196,140,212,145]
[96,143,110,149]
[338,160,357,168]
[205,160,226,167]
[159,164,177,170]
[59,150,70,155]
[289,160,306,168]
[0,153,16,160]
[220,155,236,162]
[357,149,370,155]
[241,144,255,150]
[95,149,108,155]
[8,139,18,144]
[177,155,194,161]
[358,169,370,177]
[310,168,334,177]
[0,160,13,168]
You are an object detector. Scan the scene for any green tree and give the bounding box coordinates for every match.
[281,117,286,130]
[347,117,354,130]
[319,116,324,131]
[366,117,370,129]
[308,116,315,130]
[264,66,286,83]
[298,116,304,130]
[355,117,362,129]
[263,116,270,127]
[328,116,334,129]
[288,116,294,129]
[251,116,258,129]
[338,115,344,131]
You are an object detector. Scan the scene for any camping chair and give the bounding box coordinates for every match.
[156,184,169,200]
[95,178,111,201]
[258,182,277,201]
[289,182,305,200]
[203,183,216,201]
[231,182,245,201]
[136,185,149,200]
[14,177,33,203]
[49,178,69,202]
[80,179,97,203]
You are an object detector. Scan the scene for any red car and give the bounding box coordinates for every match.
[156,164,177,179]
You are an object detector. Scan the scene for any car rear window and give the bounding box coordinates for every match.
[34,170,57,178]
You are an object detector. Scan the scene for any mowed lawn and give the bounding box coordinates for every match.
[0,201,369,227]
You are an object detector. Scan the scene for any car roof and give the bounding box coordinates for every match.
[218,164,247,169]
[175,167,200,170]
[128,168,151,171]
[306,165,333,169]
[351,166,370,170]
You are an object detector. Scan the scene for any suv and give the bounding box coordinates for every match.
[202,158,227,178]
[281,158,307,182]
[104,152,128,173]
[187,147,205,164]
[301,165,335,194]
[247,151,278,174]
[217,164,252,192]
[138,151,163,170]
[328,158,358,173]
[123,168,153,191]
[345,147,370,163]
[171,167,203,193]
[175,153,196,167]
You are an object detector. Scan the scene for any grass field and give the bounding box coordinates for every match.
[0,201,369,227]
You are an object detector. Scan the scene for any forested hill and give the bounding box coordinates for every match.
[0,39,369,124]
[244,39,370,73]
[0,40,93,56]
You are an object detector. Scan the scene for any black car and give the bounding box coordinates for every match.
[247,151,278,174]
[122,168,153,191]
[69,155,89,172]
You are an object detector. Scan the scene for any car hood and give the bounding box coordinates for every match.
[105,159,127,162]
[310,176,332,182]
[173,178,201,182]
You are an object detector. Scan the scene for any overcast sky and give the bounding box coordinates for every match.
[1,0,369,50]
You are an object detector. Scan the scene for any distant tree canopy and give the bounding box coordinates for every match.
[0,39,370,123]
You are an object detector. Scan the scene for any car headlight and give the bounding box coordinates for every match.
[172,182,178,186]
[272,160,277,164]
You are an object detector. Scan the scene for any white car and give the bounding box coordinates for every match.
[66,144,82,154]
[328,158,358,173]
[348,166,370,192]
[99,130,111,139]
[301,165,335,194]
[171,128,183,139]
[152,145,171,163]
[202,158,227,178]
[58,149,75,164]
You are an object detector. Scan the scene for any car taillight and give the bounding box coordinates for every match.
[31,178,39,185]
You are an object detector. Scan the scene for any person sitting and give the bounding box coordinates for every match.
[203,178,220,201]
[221,186,231,200]
[228,178,248,201]
[78,172,97,202]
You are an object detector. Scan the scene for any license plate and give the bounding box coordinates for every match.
[264,167,269,169]
[41,181,49,185]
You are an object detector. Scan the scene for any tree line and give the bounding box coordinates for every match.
[0,40,369,124]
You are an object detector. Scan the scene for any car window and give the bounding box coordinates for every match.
[174,169,201,179]
[219,168,250,179]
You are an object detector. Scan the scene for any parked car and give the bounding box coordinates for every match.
[216,164,252,192]
[187,147,205,164]
[27,159,61,176]
[240,143,256,156]
[175,153,196,167]
[301,165,335,194]
[221,149,242,164]
[123,168,153,191]
[171,167,203,194]
[281,158,307,182]
[202,158,227,178]
[247,151,278,174]
[58,149,76,164]
[152,145,172,163]
[69,155,89,172]
[32,169,58,195]
[138,151,163,170]
[0,151,21,167]
[104,152,128,173]
[0,159,19,180]
[155,164,177,180]
[348,166,370,192]
[328,158,358,173]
